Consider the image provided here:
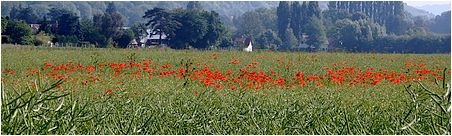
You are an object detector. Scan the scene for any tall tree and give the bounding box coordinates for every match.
[15,7,39,24]
[290,1,302,42]
[38,16,52,34]
[56,12,80,36]
[307,1,321,19]
[172,9,208,49]
[256,29,281,50]
[276,1,291,43]
[193,11,226,49]
[281,27,298,51]
[235,11,264,37]
[143,7,181,45]
[304,17,328,50]
[101,2,124,40]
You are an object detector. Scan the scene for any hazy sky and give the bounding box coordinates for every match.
[404,1,451,7]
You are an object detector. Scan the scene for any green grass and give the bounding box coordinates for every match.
[1,46,451,134]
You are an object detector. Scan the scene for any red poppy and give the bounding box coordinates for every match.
[194,91,198,95]
[215,84,222,89]
[56,84,62,89]
[230,86,236,91]
[82,81,87,85]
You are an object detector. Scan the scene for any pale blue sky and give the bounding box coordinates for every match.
[404,1,451,7]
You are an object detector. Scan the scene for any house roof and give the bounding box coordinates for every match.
[30,24,40,30]
[130,39,138,45]
[149,34,167,40]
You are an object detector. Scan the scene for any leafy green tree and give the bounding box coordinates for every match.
[334,19,361,51]
[15,7,39,24]
[4,20,33,45]
[233,8,277,37]
[304,17,328,50]
[277,1,290,42]
[234,11,264,37]
[172,9,208,49]
[307,1,321,19]
[256,29,281,50]
[47,8,72,22]
[281,27,298,51]
[130,23,148,38]
[33,32,52,46]
[193,11,226,49]
[56,12,80,36]
[219,38,233,48]
[99,2,124,40]
[143,7,181,45]
[101,12,123,39]
[290,1,302,42]
[38,16,52,34]
[115,29,135,48]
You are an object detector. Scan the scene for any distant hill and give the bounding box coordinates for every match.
[416,4,451,15]
[0,1,436,26]
[404,3,435,18]
[1,1,280,26]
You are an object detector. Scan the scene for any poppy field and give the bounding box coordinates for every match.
[1,46,451,134]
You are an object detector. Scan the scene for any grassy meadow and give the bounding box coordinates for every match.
[1,46,451,134]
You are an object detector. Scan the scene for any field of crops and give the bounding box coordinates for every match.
[1,46,451,134]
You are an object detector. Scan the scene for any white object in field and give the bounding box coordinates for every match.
[243,42,252,52]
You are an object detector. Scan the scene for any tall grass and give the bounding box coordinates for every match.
[1,46,450,134]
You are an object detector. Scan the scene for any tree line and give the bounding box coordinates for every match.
[1,1,450,53]
[232,1,450,53]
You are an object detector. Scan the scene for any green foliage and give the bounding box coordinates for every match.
[370,34,451,53]
[37,17,52,34]
[256,29,281,50]
[106,37,115,48]
[219,38,233,48]
[281,27,298,51]
[171,9,208,49]
[33,32,52,46]
[1,17,8,33]
[116,29,135,48]
[304,16,328,50]
[13,7,39,24]
[193,11,226,49]
[290,2,302,41]
[428,11,451,34]
[307,1,321,19]
[233,8,276,38]
[4,20,33,45]
[54,11,80,36]
[276,1,290,41]
[143,7,181,45]
[53,35,79,44]
[100,3,124,40]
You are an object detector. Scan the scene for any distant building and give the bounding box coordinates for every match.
[128,38,138,48]
[29,24,40,34]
